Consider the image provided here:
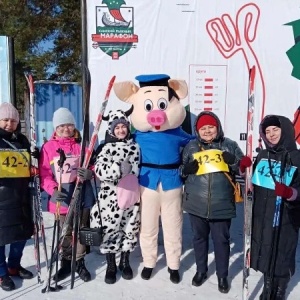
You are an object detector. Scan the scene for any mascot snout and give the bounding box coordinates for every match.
[147,110,167,129]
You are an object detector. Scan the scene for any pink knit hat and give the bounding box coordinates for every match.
[0,102,20,123]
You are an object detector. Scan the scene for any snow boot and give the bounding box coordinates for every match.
[0,275,15,291]
[218,277,229,293]
[105,253,117,284]
[76,258,91,282]
[8,266,33,279]
[141,267,153,280]
[192,272,207,286]
[53,258,71,282]
[168,268,180,284]
[119,251,133,280]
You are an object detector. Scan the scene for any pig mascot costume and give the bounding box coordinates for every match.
[113,74,193,284]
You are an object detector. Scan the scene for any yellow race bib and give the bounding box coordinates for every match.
[0,149,30,178]
[193,149,229,175]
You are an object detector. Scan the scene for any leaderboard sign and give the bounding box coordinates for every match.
[0,36,15,105]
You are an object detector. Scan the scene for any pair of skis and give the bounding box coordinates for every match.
[242,67,286,300]
[242,66,256,300]
[25,74,49,286]
[41,71,116,293]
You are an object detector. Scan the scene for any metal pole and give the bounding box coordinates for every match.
[81,0,88,126]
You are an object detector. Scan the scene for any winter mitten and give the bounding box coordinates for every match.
[183,159,199,175]
[120,157,132,176]
[31,147,40,159]
[52,190,68,203]
[222,151,236,165]
[239,156,252,173]
[77,167,93,181]
[275,182,293,199]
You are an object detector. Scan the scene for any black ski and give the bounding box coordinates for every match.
[41,69,115,292]
[25,73,49,285]
[70,65,91,289]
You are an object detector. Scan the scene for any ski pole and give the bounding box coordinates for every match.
[70,185,84,289]
[46,148,66,292]
[265,154,287,299]
[54,148,66,288]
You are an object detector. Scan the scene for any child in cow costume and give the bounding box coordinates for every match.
[90,109,141,284]
[114,74,193,283]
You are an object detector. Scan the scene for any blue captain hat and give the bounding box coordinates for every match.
[135,74,170,87]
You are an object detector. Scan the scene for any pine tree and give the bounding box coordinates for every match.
[0,0,81,107]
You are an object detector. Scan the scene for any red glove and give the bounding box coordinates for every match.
[275,182,293,199]
[239,156,252,173]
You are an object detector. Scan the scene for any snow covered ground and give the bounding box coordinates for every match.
[1,202,299,300]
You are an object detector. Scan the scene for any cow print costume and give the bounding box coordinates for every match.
[90,110,141,253]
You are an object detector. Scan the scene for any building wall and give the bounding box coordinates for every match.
[33,81,83,147]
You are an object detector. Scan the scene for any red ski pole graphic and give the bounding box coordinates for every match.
[206,2,266,121]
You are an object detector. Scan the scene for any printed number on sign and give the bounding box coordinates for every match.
[0,150,30,178]
[257,160,295,180]
[193,149,229,175]
[256,160,280,179]
[53,155,79,183]
[252,158,297,189]
[2,155,28,168]
[56,163,72,174]
[198,153,222,165]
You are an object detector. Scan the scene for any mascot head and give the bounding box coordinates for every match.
[113,74,188,132]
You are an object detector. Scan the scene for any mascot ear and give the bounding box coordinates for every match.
[168,79,188,99]
[113,81,139,103]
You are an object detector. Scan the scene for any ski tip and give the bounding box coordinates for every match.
[41,284,64,293]
[109,75,116,86]
[104,76,117,101]
[249,66,256,90]
[250,65,256,75]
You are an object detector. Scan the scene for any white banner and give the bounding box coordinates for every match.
[87,0,300,152]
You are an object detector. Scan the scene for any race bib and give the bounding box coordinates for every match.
[0,149,30,178]
[193,149,229,175]
[52,155,79,183]
[252,158,297,189]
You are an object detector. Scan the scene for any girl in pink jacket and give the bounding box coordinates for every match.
[39,107,95,283]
